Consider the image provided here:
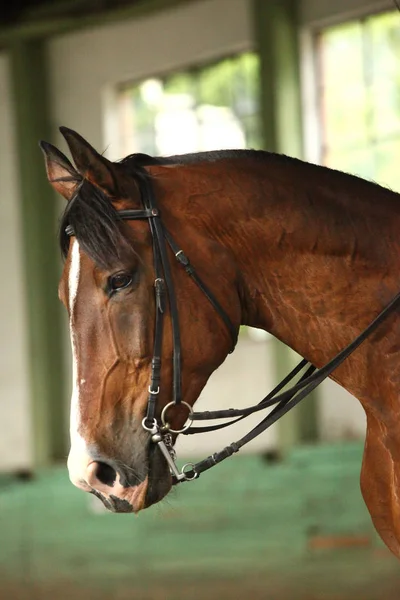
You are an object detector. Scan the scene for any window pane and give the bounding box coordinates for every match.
[118,52,260,157]
[318,10,400,194]
[241,114,263,150]
[118,84,159,155]
[371,83,400,138]
[322,84,368,149]
[375,139,400,192]
[319,22,363,91]
[325,147,374,181]
[369,11,400,83]
[197,58,235,108]
[163,71,195,96]
[155,97,200,155]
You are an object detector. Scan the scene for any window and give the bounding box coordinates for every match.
[117,51,265,342]
[317,11,400,191]
[117,52,261,157]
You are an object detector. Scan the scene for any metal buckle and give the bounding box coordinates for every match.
[161,401,193,433]
[141,417,158,433]
[148,386,159,395]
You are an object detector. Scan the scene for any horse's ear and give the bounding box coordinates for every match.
[39,141,82,201]
[59,126,119,197]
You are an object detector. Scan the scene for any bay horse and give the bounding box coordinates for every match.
[41,127,400,558]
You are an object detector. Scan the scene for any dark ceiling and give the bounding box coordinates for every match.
[0,0,147,26]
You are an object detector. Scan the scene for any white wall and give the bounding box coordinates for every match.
[46,0,379,454]
[48,0,253,159]
[0,54,32,470]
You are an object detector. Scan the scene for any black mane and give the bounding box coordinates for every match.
[120,148,270,168]
[59,179,135,269]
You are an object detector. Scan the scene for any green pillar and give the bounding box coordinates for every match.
[10,40,67,466]
[253,0,319,454]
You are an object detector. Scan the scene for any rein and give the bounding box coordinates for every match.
[67,173,400,484]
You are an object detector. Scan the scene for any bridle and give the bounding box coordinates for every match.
[67,169,400,484]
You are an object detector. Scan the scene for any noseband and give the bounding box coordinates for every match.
[67,170,400,484]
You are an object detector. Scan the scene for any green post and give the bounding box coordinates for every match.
[253,0,319,454]
[9,40,67,466]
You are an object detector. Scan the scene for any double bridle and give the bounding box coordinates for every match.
[67,170,400,484]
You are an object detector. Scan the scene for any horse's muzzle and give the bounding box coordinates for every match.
[68,443,172,513]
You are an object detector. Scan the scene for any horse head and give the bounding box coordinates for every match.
[41,127,241,513]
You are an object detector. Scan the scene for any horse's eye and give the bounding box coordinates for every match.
[109,272,133,292]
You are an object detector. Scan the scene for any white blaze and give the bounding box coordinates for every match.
[68,240,87,454]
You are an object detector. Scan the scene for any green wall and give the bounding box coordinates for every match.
[10,41,66,465]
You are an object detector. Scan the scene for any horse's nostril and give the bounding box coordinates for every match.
[94,461,117,487]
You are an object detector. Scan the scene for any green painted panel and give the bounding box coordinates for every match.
[0,443,398,600]
[9,40,67,466]
[252,0,319,451]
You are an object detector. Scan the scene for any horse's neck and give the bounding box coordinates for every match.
[204,157,400,371]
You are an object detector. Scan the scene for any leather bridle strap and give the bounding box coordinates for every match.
[116,173,237,428]
[183,358,314,435]
[163,229,238,350]
[137,176,184,411]
[144,213,165,423]
[190,362,318,476]
[116,180,184,426]
[181,287,400,478]
[189,284,400,425]
[66,174,237,431]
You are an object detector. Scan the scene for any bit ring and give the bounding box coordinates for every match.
[161,401,193,433]
[181,463,198,481]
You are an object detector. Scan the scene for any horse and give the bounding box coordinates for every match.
[40,126,400,558]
